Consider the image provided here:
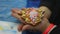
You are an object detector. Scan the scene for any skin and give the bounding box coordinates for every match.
[11,6,52,32]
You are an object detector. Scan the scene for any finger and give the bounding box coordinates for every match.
[11,13,26,23]
[12,8,22,14]
[21,8,26,10]
[28,8,33,10]
[18,24,24,32]
[22,25,33,31]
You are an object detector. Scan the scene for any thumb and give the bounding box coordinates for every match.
[22,25,33,31]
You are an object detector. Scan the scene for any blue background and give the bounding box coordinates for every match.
[0,0,27,23]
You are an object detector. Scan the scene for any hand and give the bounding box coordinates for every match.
[11,8,47,32]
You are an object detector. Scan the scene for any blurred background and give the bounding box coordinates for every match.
[0,0,40,34]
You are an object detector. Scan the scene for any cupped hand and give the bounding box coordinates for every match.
[11,8,45,32]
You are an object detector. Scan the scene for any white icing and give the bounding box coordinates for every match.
[29,11,38,22]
